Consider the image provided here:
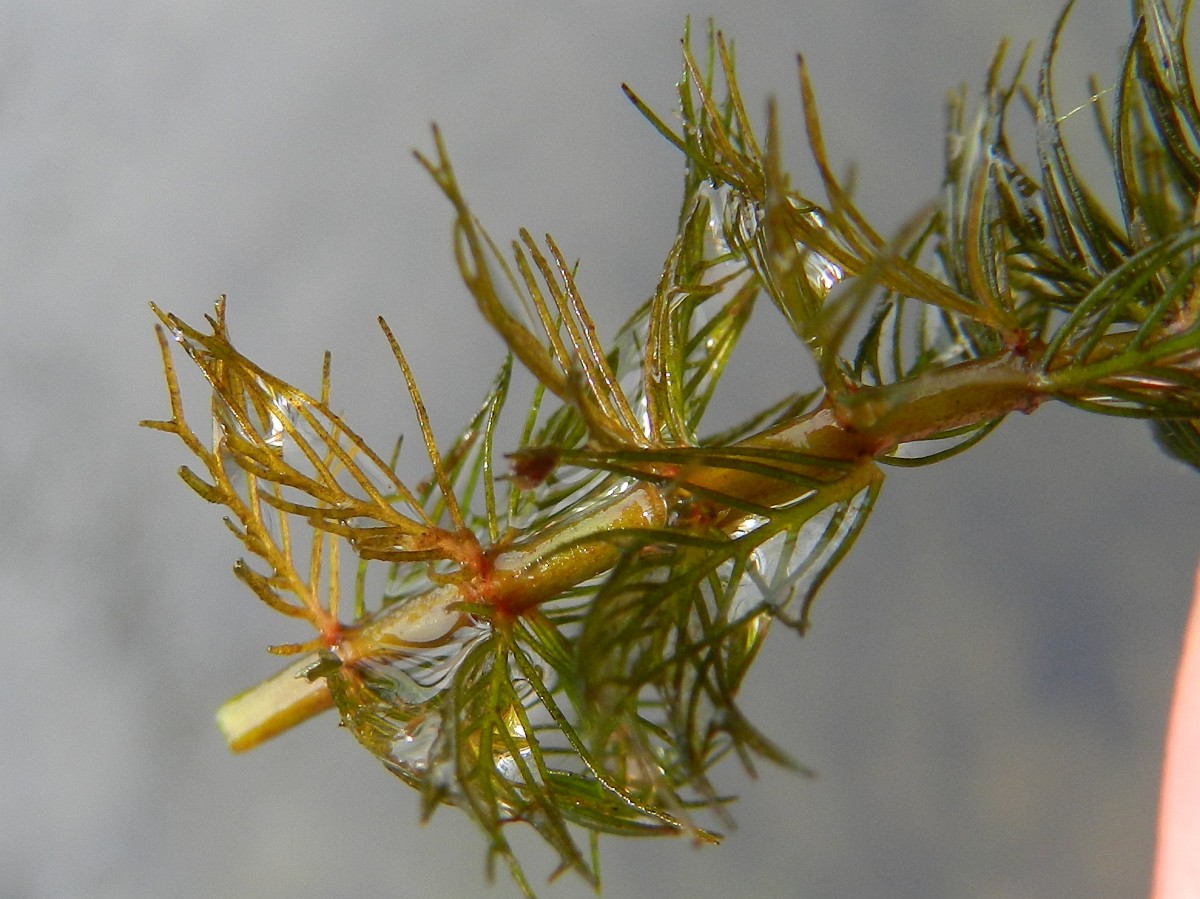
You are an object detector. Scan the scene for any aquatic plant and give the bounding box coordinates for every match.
[145,2,1200,893]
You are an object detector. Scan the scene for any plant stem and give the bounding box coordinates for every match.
[218,346,1048,751]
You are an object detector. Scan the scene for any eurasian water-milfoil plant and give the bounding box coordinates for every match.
[144,1,1200,893]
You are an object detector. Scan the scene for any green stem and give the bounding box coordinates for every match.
[217,346,1049,752]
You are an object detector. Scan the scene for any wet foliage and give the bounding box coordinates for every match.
[146,3,1200,893]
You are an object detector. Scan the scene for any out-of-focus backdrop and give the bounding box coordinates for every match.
[3,2,1196,897]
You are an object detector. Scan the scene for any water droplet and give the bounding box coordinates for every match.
[802,245,844,295]
[722,484,872,623]
[329,612,492,788]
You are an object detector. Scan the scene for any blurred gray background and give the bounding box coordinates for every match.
[3,1,1197,897]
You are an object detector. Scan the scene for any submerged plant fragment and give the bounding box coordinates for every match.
[146,3,1200,893]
